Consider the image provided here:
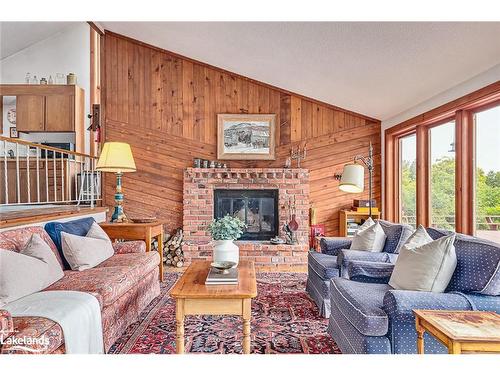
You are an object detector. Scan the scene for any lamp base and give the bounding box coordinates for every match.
[110,172,129,223]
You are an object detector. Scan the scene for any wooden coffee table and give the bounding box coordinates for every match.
[170,260,257,354]
[414,310,500,354]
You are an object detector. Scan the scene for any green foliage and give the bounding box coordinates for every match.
[401,157,500,230]
[207,215,246,240]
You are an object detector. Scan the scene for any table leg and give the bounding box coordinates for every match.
[448,342,461,354]
[176,299,185,354]
[146,228,152,252]
[415,318,425,354]
[158,232,164,282]
[242,298,251,354]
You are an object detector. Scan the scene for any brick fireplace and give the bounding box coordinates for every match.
[183,168,310,271]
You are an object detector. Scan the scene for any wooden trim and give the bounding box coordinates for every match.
[0,84,79,96]
[384,81,500,232]
[103,30,379,123]
[0,135,97,159]
[0,206,108,229]
[90,27,102,157]
[87,22,104,36]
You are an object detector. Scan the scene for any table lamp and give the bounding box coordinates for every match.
[96,142,136,222]
[335,142,374,216]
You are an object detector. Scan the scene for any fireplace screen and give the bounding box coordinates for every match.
[214,189,279,240]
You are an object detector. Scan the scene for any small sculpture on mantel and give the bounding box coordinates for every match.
[284,157,292,169]
[290,143,307,168]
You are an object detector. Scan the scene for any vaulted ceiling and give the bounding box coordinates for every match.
[100,22,500,121]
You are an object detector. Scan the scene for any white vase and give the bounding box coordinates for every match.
[212,240,239,266]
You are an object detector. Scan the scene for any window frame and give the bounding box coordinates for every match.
[384,81,500,234]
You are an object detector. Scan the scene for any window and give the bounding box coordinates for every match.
[429,121,456,230]
[474,105,500,243]
[399,134,416,228]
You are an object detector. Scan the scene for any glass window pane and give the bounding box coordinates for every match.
[430,121,456,230]
[399,134,416,228]
[474,105,500,244]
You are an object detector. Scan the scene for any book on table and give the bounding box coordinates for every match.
[205,267,239,285]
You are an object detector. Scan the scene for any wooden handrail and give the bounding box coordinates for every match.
[0,136,98,159]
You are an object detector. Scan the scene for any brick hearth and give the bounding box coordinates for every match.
[183,168,310,271]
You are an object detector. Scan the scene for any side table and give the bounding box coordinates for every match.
[414,309,500,354]
[100,221,164,282]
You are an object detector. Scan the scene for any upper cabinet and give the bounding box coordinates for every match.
[0,84,85,152]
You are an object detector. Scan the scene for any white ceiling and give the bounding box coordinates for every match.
[0,22,78,60]
[100,22,500,120]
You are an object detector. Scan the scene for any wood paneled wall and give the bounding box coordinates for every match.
[103,32,382,236]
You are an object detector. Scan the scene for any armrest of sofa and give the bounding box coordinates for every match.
[113,240,146,254]
[382,290,474,323]
[0,309,14,341]
[346,261,395,283]
[319,237,352,256]
[337,249,396,268]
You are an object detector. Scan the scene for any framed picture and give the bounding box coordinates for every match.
[217,114,276,160]
[9,127,18,138]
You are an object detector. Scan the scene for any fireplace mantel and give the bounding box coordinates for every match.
[183,167,310,271]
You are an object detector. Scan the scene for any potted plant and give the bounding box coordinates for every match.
[207,215,246,266]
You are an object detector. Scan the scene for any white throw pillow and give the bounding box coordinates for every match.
[22,234,64,286]
[61,223,114,271]
[86,222,113,243]
[401,224,433,250]
[350,220,387,252]
[389,234,457,292]
[358,217,375,231]
[0,250,50,307]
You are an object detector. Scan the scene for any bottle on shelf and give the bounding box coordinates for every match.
[25,72,31,84]
[48,75,53,84]
[31,75,39,84]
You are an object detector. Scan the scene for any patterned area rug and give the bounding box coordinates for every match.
[108,272,340,354]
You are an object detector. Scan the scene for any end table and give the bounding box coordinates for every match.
[100,221,164,282]
[414,309,500,354]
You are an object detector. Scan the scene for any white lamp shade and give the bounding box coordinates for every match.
[339,163,364,193]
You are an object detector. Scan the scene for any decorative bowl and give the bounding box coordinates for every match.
[211,261,237,274]
[130,217,156,223]
[270,237,286,245]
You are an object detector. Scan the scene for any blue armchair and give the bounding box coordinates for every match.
[327,230,500,354]
[306,220,412,317]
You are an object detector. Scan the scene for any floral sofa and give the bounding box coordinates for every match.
[0,224,161,354]
[327,228,500,354]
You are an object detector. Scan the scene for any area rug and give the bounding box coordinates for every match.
[108,272,340,354]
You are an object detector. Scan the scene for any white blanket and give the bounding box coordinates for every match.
[5,290,103,354]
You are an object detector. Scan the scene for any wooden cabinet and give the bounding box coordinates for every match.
[0,85,85,152]
[45,94,74,131]
[16,95,45,131]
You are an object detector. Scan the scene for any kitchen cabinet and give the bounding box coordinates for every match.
[0,85,85,152]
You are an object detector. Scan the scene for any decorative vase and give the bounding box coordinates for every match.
[212,240,239,266]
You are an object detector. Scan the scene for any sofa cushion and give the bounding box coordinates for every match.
[308,251,339,279]
[22,234,64,286]
[96,251,160,281]
[330,277,391,336]
[44,217,96,269]
[61,229,114,271]
[426,228,500,295]
[0,226,63,267]
[350,221,386,252]
[44,264,136,308]
[378,220,413,254]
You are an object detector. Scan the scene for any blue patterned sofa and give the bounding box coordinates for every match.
[327,229,500,354]
[306,220,412,317]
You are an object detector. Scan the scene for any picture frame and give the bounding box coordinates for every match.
[217,114,276,160]
[9,127,18,138]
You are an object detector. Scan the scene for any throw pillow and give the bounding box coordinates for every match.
[21,234,64,286]
[350,221,387,252]
[86,222,112,243]
[61,225,114,271]
[389,234,457,292]
[0,250,50,307]
[402,224,433,250]
[44,217,96,269]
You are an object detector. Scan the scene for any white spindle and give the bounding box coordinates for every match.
[36,149,40,202]
[61,153,65,202]
[26,145,31,203]
[16,143,20,203]
[45,153,49,202]
[90,157,95,208]
[3,140,8,204]
[53,151,57,201]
